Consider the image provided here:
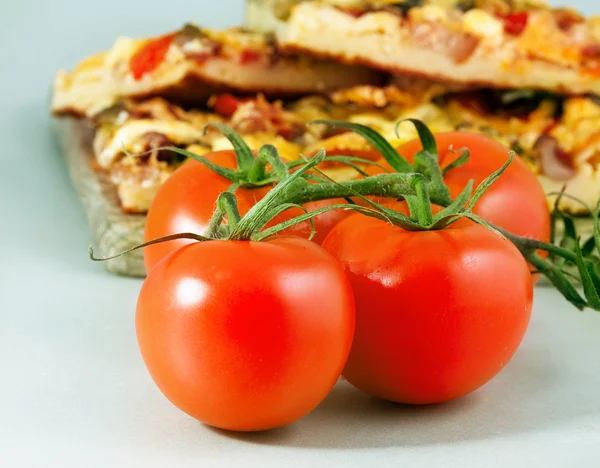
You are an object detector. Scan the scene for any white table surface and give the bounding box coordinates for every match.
[2,1,600,466]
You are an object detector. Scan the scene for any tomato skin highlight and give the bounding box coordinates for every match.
[136,237,355,431]
[322,215,533,404]
[144,151,349,272]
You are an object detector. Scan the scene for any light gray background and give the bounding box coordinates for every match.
[1,1,600,467]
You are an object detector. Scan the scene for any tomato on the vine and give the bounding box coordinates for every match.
[322,210,533,404]
[143,150,349,272]
[370,132,550,245]
[136,236,355,431]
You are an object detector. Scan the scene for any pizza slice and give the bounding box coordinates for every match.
[248,0,600,95]
[88,95,316,212]
[87,88,447,212]
[85,80,600,215]
[87,98,222,211]
[442,91,600,213]
[52,24,383,118]
[315,85,600,213]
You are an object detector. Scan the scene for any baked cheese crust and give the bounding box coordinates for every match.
[249,1,600,95]
[52,24,382,118]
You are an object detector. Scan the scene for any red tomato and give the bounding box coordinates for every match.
[136,237,355,431]
[322,213,533,404]
[130,34,176,80]
[144,151,349,272]
[390,132,550,245]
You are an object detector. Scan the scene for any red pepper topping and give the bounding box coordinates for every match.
[504,12,529,35]
[239,49,262,65]
[211,94,252,117]
[129,34,176,80]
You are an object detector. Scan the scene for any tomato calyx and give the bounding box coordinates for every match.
[311,118,469,209]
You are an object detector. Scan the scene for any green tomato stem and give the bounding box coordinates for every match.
[407,175,434,226]
[281,173,425,204]
[217,192,242,232]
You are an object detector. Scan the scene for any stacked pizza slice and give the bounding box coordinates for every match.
[52,0,600,215]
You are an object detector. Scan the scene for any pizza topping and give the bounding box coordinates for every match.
[503,12,529,35]
[462,9,504,39]
[136,132,177,163]
[589,17,600,44]
[331,85,402,108]
[331,79,459,108]
[91,102,130,125]
[132,98,193,121]
[384,0,425,16]
[515,12,581,67]
[110,161,172,188]
[446,32,480,63]
[170,24,221,61]
[452,92,490,116]
[229,95,304,140]
[553,8,584,32]
[455,0,476,12]
[129,33,176,80]
[493,89,561,117]
[180,38,221,61]
[534,135,577,180]
[410,21,480,63]
[408,5,448,24]
[582,44,600,58]
[338,7,367,18]
[239,49,262,64]
[174,24,208,45]
[209,94,253,117]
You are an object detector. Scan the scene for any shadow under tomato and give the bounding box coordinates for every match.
[208,312,600,450]
[210,380,479,449]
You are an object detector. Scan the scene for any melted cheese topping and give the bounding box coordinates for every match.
[211,133,304,161]
[93,91,600,214]
[96,120,207,168]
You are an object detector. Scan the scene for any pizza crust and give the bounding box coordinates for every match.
[52,26,383,118]
[265,3,600,95]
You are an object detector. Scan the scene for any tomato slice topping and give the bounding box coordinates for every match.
[503,12,529,35]
[211,94,252,117]
[130,34,176,80]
